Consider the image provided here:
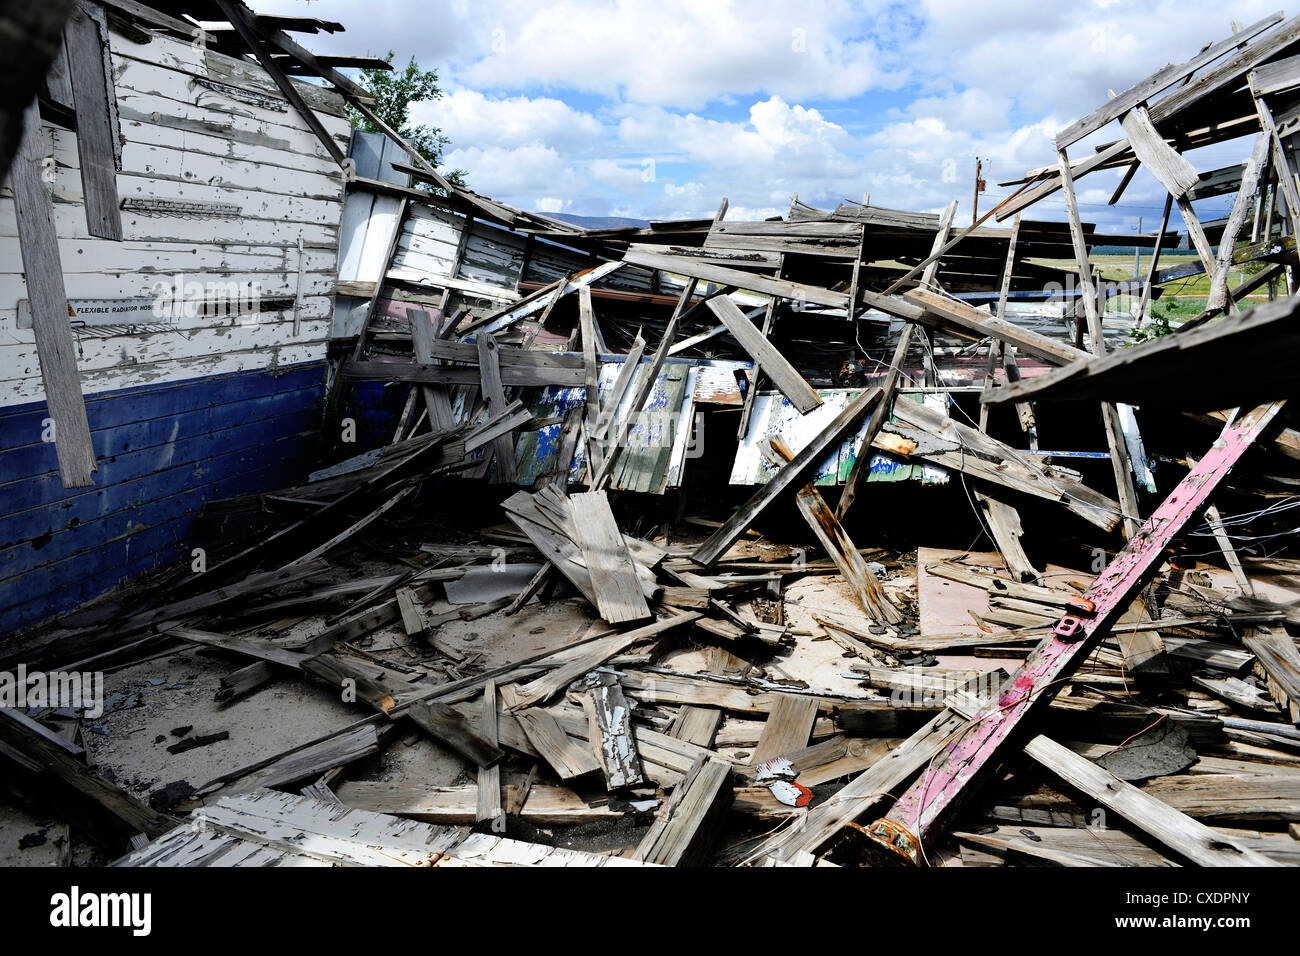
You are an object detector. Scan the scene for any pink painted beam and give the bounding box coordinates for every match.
[861,401,1285,864]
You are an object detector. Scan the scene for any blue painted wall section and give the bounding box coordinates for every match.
[339,380,413,452]
[0,362,328,638]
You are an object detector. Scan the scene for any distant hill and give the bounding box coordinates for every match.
[551,213,651,229]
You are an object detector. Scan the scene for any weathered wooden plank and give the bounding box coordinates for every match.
[514,708,601,780]
[196,725,382,801]
[1208,133,1269,311]
[618,670,863,717]
[1117,103,1200,197]
[502,493,602,607]
[1193,674,1277,713]
[10,102,96,488]
[476,680,502,825]
[407,307,455,431]
[299,651,503,767]
[1253,92,1300,247]
[119,790,649,867]
[567,490,652,624]
[1252,49,1300,95]
[694,388,882,566]
[749,694,820,765]
[1057,144,1143,539]
[476,331,518,483]
[581,670,644,789]
[903,288,1090,366]
[622,245,851,310]
[1024,735,1280,865]
[974,490,1040,585]
[982,293,1300,410]
[343,357,583,387]
[767,435,902,623]
[419,339,584,370]
[1242,630,1300,723]
[633,754,733,866]
[506,614,700,711]
[670,706,723,749]
[577,284,603,471]
[1112,587,1167,678]
[0,709,174,841]
[64,5,122,239]
[706,295,821,413]
[340,780,624,825]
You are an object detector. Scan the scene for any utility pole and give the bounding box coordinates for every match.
[1134,215,1142,278]
[972,157,985,225]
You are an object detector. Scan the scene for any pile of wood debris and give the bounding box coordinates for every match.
[5,13,1300,868]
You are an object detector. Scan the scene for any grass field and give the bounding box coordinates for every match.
[1028,253,1275,333]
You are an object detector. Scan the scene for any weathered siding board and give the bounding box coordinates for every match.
[0,27,347,411]
[1,338,327,406]
[1,315,333,387]
[109,31,350,120]
[389,206,667,304]
[0,370,319,481]
[0,363,326,637]
[0,417,319,589]
[334,131,407,304]
[0,235,339,279]
[0,21,347,637]
[2,445,310,635]
[390,204,467,281]
[459,220,528,287]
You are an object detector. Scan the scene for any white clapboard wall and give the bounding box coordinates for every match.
[0,23,350,408]
[383,201,681,319]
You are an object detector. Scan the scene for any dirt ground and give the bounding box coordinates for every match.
[1,532,960,864]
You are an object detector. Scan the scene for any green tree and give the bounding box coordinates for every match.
[347,51,466,190]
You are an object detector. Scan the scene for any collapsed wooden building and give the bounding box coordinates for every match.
[3,2,1300,867]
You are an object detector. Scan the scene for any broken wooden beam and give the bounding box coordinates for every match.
[693,387,882,566]
[476,331,518,482]
[1022,734,1279,866]
[706,295,822,413]
[903,288,1092,366]
[568,490,652,624]
[10,100,96,488]
[982,293,1300,411]
[632,754,733,866]
[766,435,902,623]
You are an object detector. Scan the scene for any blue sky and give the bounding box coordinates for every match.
[257,0,1280,232]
